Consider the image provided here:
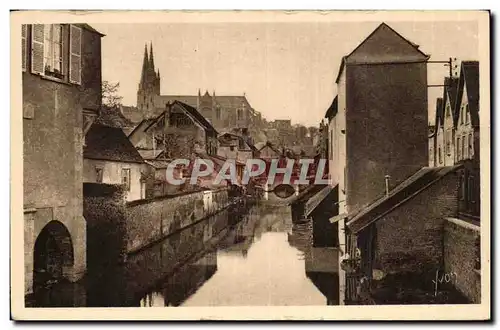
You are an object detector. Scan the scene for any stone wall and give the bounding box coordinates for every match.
[84,183,230,260]
[444,217,481,303]
[124,188,229,253]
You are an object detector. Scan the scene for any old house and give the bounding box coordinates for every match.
[454,61,480,220]
[431,98,444,167]
[128,100,219,159]
[442,77,460,166]
[83,124,146,202]
[258,142,282,160]
[326,22,437,301]
[343,165,479,303]
[217,131,258,165]
[22,23,104,294]
[329,22,429,215]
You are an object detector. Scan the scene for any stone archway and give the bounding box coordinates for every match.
[33,220,74,289]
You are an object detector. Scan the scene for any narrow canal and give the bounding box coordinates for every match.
[30,201,340,307]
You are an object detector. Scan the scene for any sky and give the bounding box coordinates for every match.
[94,20,478,127]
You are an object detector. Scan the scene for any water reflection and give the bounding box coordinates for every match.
[31,201,340,307]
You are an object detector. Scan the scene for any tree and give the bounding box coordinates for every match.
[102,80,123,109]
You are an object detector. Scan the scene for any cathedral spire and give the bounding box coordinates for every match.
[149,42,155,72]
[140,43,149,86]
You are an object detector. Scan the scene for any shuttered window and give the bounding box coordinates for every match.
[69,25,82,85]
[31,24,45,75]
[21,25,27,71]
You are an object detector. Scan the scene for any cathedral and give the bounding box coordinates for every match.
[135,42,264,133]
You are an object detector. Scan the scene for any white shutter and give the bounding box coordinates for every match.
[21,24,27,71]
[31,24,45,75]
[69,25,82,85]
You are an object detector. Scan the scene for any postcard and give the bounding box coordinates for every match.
[10,9,490,321]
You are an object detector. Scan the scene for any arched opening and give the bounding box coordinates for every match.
[33,220,74,289]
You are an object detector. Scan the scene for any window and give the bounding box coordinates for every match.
[43,24,63,76]
[121,168,131,191]
[230,146,235,151]
[465,104,470,124]
[95,167,103,183]
[30,24,82,84]
[237,109,243,121]
[446,104,451,117]
[457,137,461,160]
[438,147,442,164]
[215,107,221,120]
[468,133,474,158]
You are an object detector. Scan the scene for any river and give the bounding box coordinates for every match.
[29,201,340,307]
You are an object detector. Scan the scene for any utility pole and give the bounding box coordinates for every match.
[427,57,459,88]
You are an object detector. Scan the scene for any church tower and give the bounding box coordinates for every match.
[137,42,161,119]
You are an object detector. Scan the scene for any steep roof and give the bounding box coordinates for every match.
[434,97,444,129]
[289,184,329,205]
[335,22,429,83]
[84,124,144,164]
[324,96,338,119]
[138,149,165,160]
[96,106,135,128]
[442,77,460,122]
[455,61,480,128]
[77,23,105,37]
[127,118,156,139]
[346,165,462,234]
[172,100,218,135]
[258,142,281,155]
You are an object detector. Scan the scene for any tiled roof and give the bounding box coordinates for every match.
[346,165,462,234]
[455,61,479,128]
[127,118,156,138]
[434,97,444,129]
[138,149,165,160]
[145,159,171,169]
[289,184,329,205]
[304,185,336,217]
[172,100,218,134]
[77,23,105,36]
[95,106,135,128]
[444,77,460,116]
[325,96,338,119]
[84,124,144,164]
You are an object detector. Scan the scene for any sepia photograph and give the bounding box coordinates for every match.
[10,10,490,320]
